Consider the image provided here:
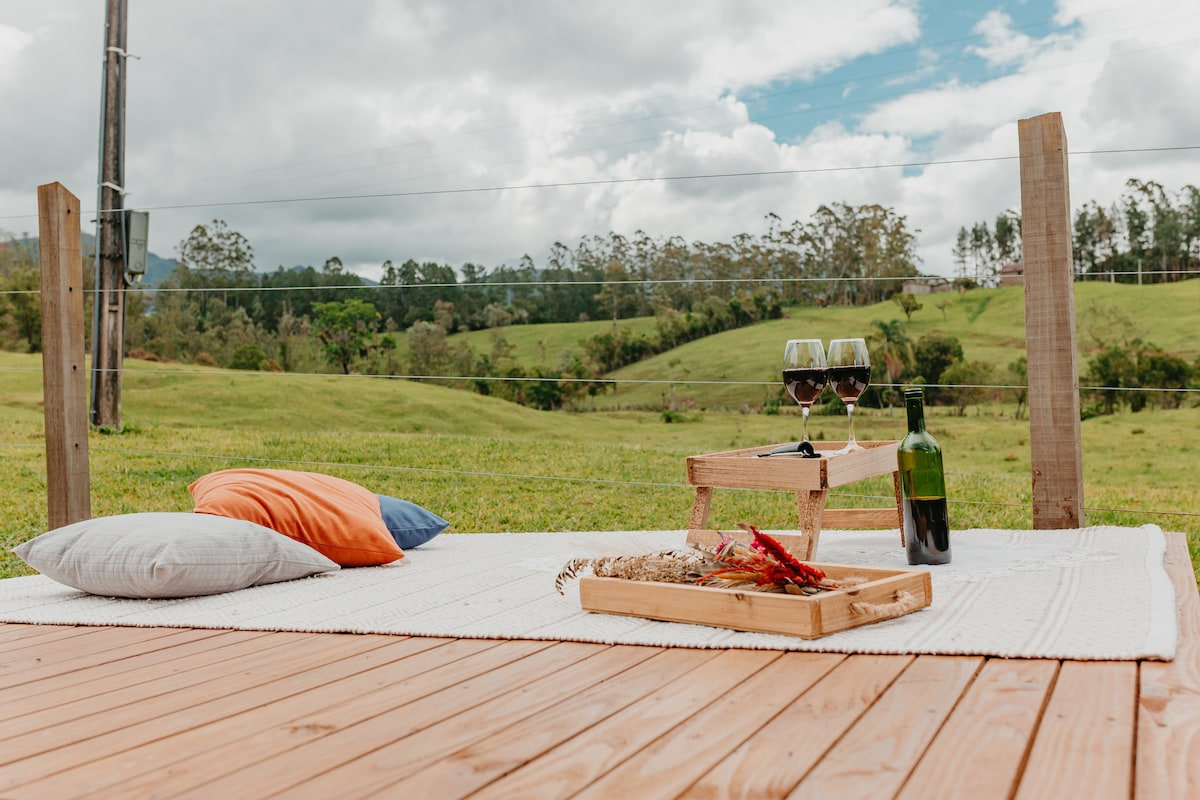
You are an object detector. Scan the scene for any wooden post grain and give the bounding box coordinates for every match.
[38,182,91,528]
[1018,113,1084,529]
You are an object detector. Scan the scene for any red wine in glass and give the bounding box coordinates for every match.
[781,339,827,445]
[827,365,870,402]
[783,367,827,405]
[827,338,871,453]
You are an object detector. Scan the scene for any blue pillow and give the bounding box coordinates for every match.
[375,494,449,549]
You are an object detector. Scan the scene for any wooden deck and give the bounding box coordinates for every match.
[0,533,1196,799]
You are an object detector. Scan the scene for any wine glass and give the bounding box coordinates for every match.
[781,339,827,444]
[826,338,870,453]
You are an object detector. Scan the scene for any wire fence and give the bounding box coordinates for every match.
[4,138,1198,532]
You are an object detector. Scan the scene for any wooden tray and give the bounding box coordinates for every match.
[578,529,931,640]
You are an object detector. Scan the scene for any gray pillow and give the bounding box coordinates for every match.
[12,512,340,599]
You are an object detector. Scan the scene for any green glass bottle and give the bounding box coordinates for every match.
[897,388,951,565]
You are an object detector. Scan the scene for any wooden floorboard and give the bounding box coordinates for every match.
[1136,533,1200,798]
[680,653,912,799]
[176,640,597,798]
[0,531,1195,799]
[388,647,721,799]
[896,658,1059,800]
[0,633,396,794]
[19,636,477,798]
[1016,660,1137,800]
[0,630,273,720]
[0,626,183,678]
[788,655,983,799]
[470,649,786,800]
[1,631,325,742]
[289,644,669,799]
[569,651,844,800]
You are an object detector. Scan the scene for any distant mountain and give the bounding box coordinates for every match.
[9,232,177,287]
[12,235,384,289]
[139,250,178,286]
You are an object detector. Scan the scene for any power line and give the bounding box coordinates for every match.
[4,362,1194,396]
[2,144,1197,225]
[101,146,1200,216]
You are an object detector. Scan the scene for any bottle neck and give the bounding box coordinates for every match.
[905,396,926,434]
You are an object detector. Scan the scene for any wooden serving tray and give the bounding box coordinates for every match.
[577,530,931,640]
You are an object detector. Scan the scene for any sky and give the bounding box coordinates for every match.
[2,0,1199,280]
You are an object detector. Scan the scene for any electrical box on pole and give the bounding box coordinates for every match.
[124,210,148,283]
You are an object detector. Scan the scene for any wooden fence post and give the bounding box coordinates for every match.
[1018,112,1084,528]
[38,182,91,528]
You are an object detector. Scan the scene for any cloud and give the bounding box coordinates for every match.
[0,23,34,85]
[2,0,1197,284]
[966,10,1071,68]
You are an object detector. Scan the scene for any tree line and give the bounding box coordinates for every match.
[954,179,1200,286]
[3,202,920,369]
[2,185,1196,415]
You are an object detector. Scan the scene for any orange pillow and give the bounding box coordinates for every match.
[189,469,403,567]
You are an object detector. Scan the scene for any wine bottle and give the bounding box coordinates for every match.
[897,388,951,565]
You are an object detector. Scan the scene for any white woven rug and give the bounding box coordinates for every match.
[0,525,1177,661]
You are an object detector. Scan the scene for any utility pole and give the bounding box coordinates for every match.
[92,0,128,428]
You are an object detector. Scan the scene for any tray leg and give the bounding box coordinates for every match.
[795,488,828,560]
[690,486,713,530]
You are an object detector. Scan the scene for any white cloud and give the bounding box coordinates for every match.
[0,23,34,84]
[966,10,1070,68]
[1,0,1198,283]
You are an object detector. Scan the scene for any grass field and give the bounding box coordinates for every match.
[2,344,1197,583]
[597,281,1200,410]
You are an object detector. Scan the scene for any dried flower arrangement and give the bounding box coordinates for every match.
[556,523,843,596]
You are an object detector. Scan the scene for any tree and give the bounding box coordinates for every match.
[940,359,994,416]
[912,333,964,403]
[868,319,913,411]
[229,343,270,370]
[994,211,1021,266]
[312,299,379,374]
[1006,356,1028,419]
[893,292,922,321]
[594,259,636,323]
[406,320,449,382]
[951,227,969,281]
[177,219,255,277]
[0,235,44,352]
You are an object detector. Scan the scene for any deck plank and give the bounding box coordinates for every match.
[383,648,722,800]
[1015,660,1137,800]
[0,633,397,792]
[0,630,277,720]
[0,622,98,644]
[896,658,1059,799]
[679,653,914,799]
[174,641,603,798]
[1136,532,1200,798]
[19,636,482,798]
[0,625,185,679]
[469,649,785,800]
[0,631,338,749]
[787,655,983,799]
[568,651,845,800]
[290,644,670,799]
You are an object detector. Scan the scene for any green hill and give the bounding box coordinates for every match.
[1,280,1197,581]
[595,282,1199,410]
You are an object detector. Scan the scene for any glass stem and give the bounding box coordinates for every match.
[801,405,811,442]
[846,402,857,447]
